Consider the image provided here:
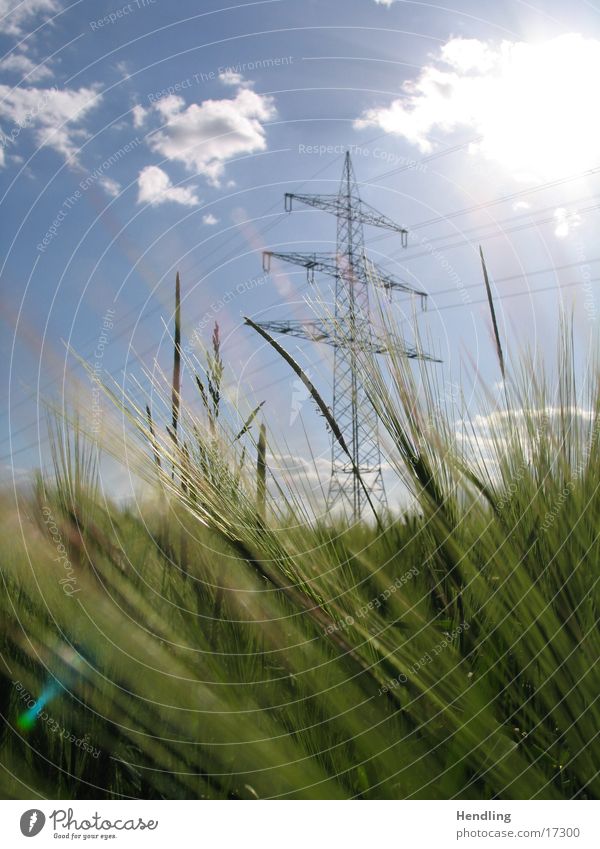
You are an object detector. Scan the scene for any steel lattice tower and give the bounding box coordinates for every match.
[255,152,434,520]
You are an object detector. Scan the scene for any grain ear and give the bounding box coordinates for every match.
[171,271,182,441]
[145,404,161,469]
[257,422,267,520]
[480,247,505,380]
[244,316,382,530]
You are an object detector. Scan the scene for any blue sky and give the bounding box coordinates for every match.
[2,0,600,502]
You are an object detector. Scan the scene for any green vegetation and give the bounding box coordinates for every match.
[1,272,599,799]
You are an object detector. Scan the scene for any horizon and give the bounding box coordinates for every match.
[2,0,600,508]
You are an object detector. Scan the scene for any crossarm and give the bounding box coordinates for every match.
[262,251,338,279]
[253,319,440,359]
[284,194,408,246]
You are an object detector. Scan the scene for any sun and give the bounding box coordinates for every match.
[474,34,600,180]
[358,33,600,182]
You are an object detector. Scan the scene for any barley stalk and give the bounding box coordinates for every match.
[257,421,267,519]
[244,316,382,529]
[480,246,505,380]
[171,271,182,440]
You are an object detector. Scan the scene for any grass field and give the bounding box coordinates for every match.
[1,283,599,799]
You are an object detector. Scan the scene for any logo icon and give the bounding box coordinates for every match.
[20,809,45,837]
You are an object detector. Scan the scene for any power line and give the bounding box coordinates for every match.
[381,164,600,235]
[6,191,600,454]
[362,136,482,186]
[7,140,600,459]
[2,134,471,425]
[5,269,598,465]
[389,193,597,255]
[3,144,370,424]
[390,201,600,265]
[254,152,434,519]
[6,205,600,457]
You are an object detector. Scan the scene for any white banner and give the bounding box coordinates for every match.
[0,800,598,847]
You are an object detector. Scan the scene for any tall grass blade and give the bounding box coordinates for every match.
[171,270,182,439]
[145,404,162,469]
[257,422,267,519]
[480,246,505,379]
[244,316,382,529]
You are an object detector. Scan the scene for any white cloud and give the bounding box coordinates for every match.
[132,104,146,128]
[137,165,200,207]
[202,213,219,225]
[0,51,53,81]
[115,60,132,80]
[512,201,530,212]
[554,207,581,239]
[218,70,245,86]
[449,405,595,483]
[99,176,120,197]
[469,406,594,440]
[268,451,330,488]
[0,83,101,162]
[373,0,395,5]
[355,34,600,181]
[0,0,59,35]
[145,85,276,186]
[438,37,496,74]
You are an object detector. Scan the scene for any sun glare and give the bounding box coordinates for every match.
[358,33,600,182]
[476,35,600,180]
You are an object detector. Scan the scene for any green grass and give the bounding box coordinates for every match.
[1,300,599,799]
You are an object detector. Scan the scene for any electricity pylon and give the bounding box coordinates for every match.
[255,152,434,520]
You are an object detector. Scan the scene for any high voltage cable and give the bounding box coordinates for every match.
[381,164,600,235]
[385,202,600,265]
[5,197,600,445]
[2,134,472,423]
[3,142,371,423]
[384,194,598,256]
[4,273,597,465]
[6,201,600,450]
[7,140,600,450]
